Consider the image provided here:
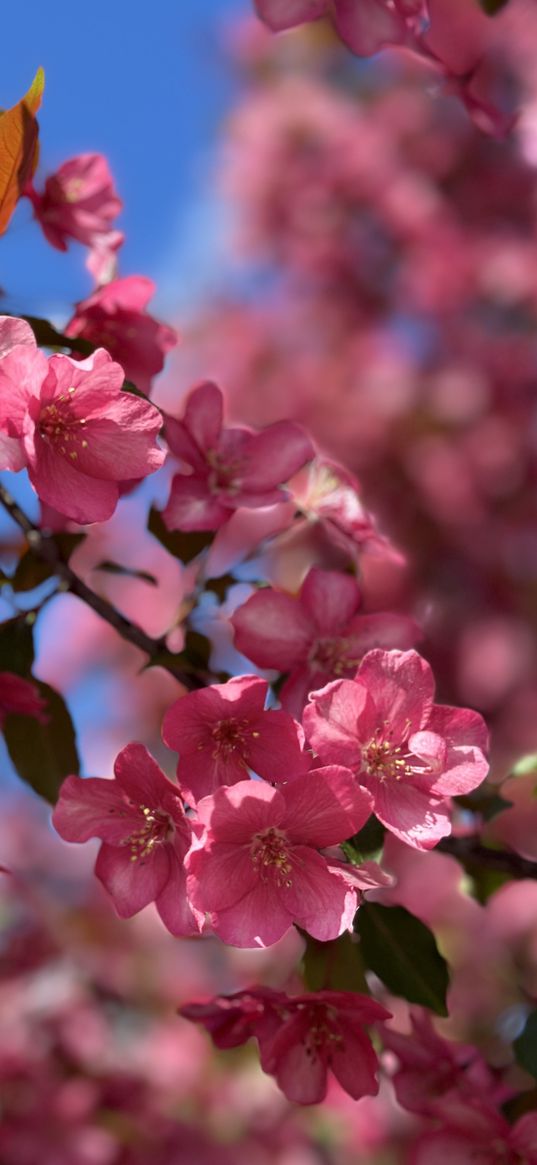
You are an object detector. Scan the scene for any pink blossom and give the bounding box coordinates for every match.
[26,152,123,255]
[232,566,420,716]
[382,1010,499,1116]
[182,986,390,1104]
[254,0,408,57]
[162,380,314,531]
[162,674,308,805]
[52,742,201,936]
[66,277,178,395]
[0,321,165,523]
[186,768,373,947]
[303,649,489,849]
[410,1099,537,1165]
[0,673,47,728]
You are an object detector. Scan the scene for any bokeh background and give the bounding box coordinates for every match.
[2,3,537,1162]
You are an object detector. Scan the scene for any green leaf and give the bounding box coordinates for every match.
[12,533,85,592]
[301,931,369,994]
[354,902,450,1016]
[20,315,95,356]
[342,817,385,864]
[0,613,35,675]
[148,506,213,564]
[4,680,79,803]
[514,1011,537,1081]
[95,560,158,586]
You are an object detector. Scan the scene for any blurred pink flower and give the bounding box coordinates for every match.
[232,566,420,716]
[0,673,47,728]
[182,985,390,1104]
[162,380,314,531]
[66,277,178,395]
[26,152,124,258]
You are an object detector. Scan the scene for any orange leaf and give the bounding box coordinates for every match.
[0,67,45,236]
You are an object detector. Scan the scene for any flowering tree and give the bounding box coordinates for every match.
[2,3,537,1160]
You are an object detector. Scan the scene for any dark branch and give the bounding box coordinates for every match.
[0,483,205,691]
[438,836,537,880]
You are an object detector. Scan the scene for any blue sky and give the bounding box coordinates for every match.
[1,0,248,318]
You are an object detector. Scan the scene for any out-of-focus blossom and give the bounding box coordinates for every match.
[232,566,419,716]
[0,673,47,727]
[162,380,314,532]
[26,153,124,267]
[66,277,178,395]
[182,986,390,1103]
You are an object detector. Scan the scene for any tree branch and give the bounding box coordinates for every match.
[438,836,537,880]
[0,483,206,691]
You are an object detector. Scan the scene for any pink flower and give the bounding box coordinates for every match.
[52,742,201,936]
[180,987,281,1049]
[303,649,489,850]
[410,1099,537,1165]
[65,277,178,395]
[0,321,165,523]
[162,380,314,531]
[0,673,47,728]
[382,1010,499,1116]
[186,768,373,947]
[232,566,420,716]
[254,0,408,57]
[26,152,123,254]
[182,986,390,1104]
[162,674,309,805]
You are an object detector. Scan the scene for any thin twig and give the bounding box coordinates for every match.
[438,836,537,880]
[0,483,205,691]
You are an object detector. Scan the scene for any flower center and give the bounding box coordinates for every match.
[126,806,173,863]
[296,1003,343,1064]
[309,635,359,676]
[250,827,292,887]
[38,387,88,461]
[361,732,412,782]
[209,717,253,760]
[206,450,241,497]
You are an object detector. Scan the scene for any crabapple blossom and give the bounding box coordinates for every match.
[232,566,420,716]
[181,987,391,1104]
[303,649,489,849]
[26,152,123,261]
[0,320,165,523]
[254,0,408,57]
[381,1009,500,1116]
[66,277,178,395]
[186,768,374,947]
[410,1099,537,1165]
[162,674,308,805]
[162,380,314,531]
[52,743,201,936]
[0,673,47,727]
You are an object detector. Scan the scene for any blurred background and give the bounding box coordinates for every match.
[2,2,537,1162]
